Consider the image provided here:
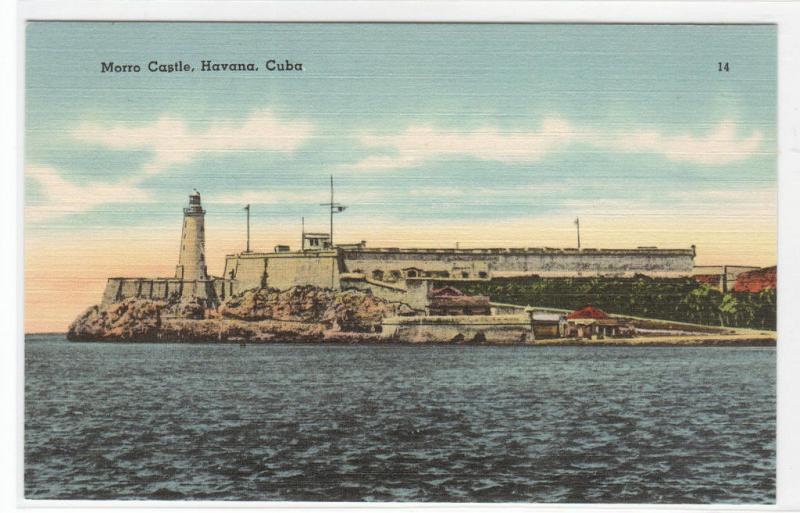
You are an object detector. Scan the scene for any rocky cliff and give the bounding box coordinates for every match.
[67,286,415,343]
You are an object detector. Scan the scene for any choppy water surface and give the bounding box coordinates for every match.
[25,334,775,503]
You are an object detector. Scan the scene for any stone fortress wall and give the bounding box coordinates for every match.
[100,277,223,307]
[341,246,695,281]
[220,246,695,291]
[97,191,697,308]
[218,245,696,309]
[222,251,341,295]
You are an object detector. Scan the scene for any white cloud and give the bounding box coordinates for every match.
[344,119,767,171]
[669,186,776,203]
[71,109,316,176]
[586,121,765,165]
[25,164,154,222]
[348,117,575,171]
[26,109,317,222]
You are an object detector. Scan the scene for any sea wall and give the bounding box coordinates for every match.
[381,314,545,344]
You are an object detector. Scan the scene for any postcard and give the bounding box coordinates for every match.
[23,19,778,504]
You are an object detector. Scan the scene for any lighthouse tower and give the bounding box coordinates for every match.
[176,190,209,281]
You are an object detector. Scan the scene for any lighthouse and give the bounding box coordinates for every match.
[176,190,209,281]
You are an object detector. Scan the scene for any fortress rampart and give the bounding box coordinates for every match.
[222,251,342,295]
[217,245,695,307]
[97,191,697,308]
[341,247,695,281]
[100,277,228,307]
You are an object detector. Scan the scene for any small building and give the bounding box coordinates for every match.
[732,266,776,293]
[530,311,567,338]
[692,265,760,292]
[564,305,630,339]
[427,286,491,316]
[302,232,331,251]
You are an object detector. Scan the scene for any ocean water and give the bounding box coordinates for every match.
[24,334,775,503]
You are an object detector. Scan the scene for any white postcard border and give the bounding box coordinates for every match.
[9,2,800,512]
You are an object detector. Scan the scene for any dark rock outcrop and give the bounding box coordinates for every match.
[218,286,413,332]
[67,286,414,343]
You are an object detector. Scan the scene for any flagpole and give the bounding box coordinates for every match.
[576,217,581,251]
[245,204,251,253]
[330,175,334,248]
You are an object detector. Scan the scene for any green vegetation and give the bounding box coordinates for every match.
[453,276,776,330]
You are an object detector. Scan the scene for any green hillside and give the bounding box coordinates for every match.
[452,276,776,330]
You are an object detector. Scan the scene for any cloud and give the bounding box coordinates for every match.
[587,121,765,165]
[344,119,766,171]
[348,117,575,171]
[71,109,316,176]
[26,109,317,222]
[25,164,154,222]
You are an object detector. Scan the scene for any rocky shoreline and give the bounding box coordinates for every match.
[67,286,413,344]
[67,285,776,346]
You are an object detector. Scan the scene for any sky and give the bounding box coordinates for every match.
[24,22,777,332]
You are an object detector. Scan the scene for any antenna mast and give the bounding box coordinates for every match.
[320,175,347,249]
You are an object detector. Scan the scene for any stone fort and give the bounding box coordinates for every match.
[100,191,697,310]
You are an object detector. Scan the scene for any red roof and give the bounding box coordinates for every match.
[567,305,610,320]
[429,286,489,308]
[429,286,465,298]
[693,274,721,286]
[732,266,776,293]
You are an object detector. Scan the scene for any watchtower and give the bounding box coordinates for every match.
[176,190,209,281]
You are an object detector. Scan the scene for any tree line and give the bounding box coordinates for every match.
[453,276,776,330]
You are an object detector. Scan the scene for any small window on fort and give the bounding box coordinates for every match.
[372,270,384,281]
[407,270,418,278]
[478,271,488,278]
[461,272,469,278]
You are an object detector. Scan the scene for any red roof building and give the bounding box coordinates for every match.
[732,266,777,293]
[566,305,610,320]
[693,274,723,287]
[565,305,631,339]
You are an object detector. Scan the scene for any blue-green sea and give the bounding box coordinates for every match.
[25,334,775,503]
